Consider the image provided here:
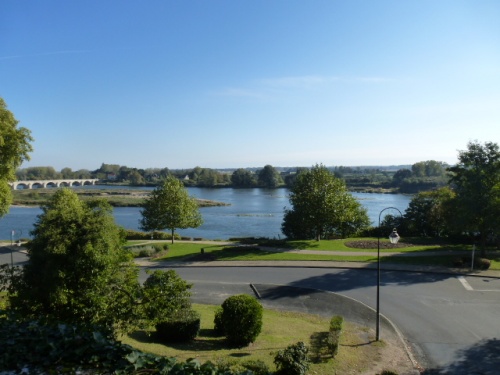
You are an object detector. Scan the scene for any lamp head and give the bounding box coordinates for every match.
[389,228,400,244]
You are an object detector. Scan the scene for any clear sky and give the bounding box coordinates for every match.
[1,0,499,171]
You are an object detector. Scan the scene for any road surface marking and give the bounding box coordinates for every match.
[458,276,474,291]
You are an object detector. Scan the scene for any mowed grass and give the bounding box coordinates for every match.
[120,304,385,375]
[128,238,500,270]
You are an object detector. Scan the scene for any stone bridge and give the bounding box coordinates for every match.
[9,179,99,190]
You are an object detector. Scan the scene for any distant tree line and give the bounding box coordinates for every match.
[15,161,450,193]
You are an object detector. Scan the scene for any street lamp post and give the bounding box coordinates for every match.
[376,207,402,341]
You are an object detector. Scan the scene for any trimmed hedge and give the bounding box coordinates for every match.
[327,315,344,356]
[155,309,201,342]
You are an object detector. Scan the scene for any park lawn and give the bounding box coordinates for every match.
[121,304,387,375]
[130,239,499,270]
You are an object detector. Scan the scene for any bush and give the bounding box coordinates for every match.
[124,229,178,241]
[241,359,271,375]
[475,257,491,270]
[213,306,224,336]
[274,341,310,375]
[220,294,263,347]
[155,309,200,342]
[327,315,344,356]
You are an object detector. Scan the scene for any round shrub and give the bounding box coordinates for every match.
[155,309,200,342]
[220,294,263,347]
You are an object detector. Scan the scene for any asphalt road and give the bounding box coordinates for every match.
[3,248,499,374]
[139,266,500,374]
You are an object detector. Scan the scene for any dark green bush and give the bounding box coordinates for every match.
[380,370,399,375]
[327,315,344,356]
[213,306,225,336]
[220,294,263,347]
[274,341,310,375]
[0,314,254,374]
[475,257,491,270]
[155,309,200,342]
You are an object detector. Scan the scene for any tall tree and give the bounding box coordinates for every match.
[9,189,139,332]
[403,187,455,237]
[447,141,500,255]
[0,97,33,216]
[258,165,283,188]
[282,164,370,240]
[140,176,203,243]
[231,168,256,188]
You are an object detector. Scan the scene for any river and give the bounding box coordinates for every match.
[1,188,411,241]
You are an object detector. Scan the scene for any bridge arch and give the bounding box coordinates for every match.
[8,179,99,190]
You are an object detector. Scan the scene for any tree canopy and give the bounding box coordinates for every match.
[9,188,139,332]
[140,176,203,243]
[447,141,500,254]
[0,97,33,216]
[258,165,283,188]
[282,164,370,240]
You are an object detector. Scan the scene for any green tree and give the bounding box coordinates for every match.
[0,97,33,216]
[140,176,203,243]
[9,189,139,333]
[231,168,256,188]
[447,141,500,255]
[258,164,283,188]
[282,164,370,240]
[403,187,455,237]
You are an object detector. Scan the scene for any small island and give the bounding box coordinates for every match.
[12,188,230,208]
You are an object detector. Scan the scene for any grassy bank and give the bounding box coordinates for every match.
[12,188,229,207]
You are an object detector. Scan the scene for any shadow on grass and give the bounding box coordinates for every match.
[127,329,238,352]
[309,331,332,363]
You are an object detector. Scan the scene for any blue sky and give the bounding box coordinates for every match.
[1,0,499,171]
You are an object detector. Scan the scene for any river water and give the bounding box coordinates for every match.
[1,187,411,241]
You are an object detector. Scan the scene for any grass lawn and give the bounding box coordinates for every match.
[120,304,395,375]
[128,238,500,270]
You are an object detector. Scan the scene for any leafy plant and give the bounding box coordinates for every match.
[220,294,263,347]
[274,341,310,375]
[327,315,344,356]
[141,270,193,326]
[155,309,201,342]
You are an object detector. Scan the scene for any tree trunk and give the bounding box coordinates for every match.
[171,228,175,244]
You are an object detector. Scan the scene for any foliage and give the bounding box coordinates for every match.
[213,305,225,335]
[140,175,203,243]
[258,164,284,188]
[447,141,500,254]
[240,359,271,375]
[8,189,140,333]
[231,168,257,187]
[155,308,201,342]
[327,315,344,357]
[220,294,263,347]
[274,341,310,375]
[141,270,193,326]
[0,97,33,217]
[403,187,455,237]
[282,164,370,240]
[124,228,178,240]
[0,314,252,374]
